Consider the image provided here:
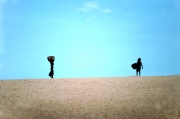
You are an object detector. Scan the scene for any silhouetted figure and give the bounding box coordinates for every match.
[47,56,55,78]
[136,58,143,76]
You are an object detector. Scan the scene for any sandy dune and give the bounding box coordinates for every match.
[0,76,180,119]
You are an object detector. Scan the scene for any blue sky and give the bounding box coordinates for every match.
[0,0,180,79]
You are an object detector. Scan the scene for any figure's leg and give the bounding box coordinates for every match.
[51,70,54,78]
[137,69,140,76]
[49,72,51,77]
[49,69,54,78]
[138,71,140,76]
[50,64,54,78]
[136,70,138,76]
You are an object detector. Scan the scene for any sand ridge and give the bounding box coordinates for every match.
[0,76,180,119]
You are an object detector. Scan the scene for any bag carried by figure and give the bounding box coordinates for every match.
[131,63,137,69]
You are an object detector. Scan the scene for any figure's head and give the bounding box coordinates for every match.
[138,58,141,62]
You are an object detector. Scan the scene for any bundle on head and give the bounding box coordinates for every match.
[47,56,55,62]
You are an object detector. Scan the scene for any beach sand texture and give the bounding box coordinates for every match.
[0,76,180,119]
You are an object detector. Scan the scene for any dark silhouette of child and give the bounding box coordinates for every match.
[49,61,54,78]
[136,58,143,76]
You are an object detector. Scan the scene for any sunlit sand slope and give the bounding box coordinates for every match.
[0,76,180,119]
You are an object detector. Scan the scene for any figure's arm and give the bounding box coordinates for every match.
[142,64,143,69]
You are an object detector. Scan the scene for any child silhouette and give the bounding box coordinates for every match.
[136,58,143,76]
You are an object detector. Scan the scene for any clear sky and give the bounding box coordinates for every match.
[0,0,180,79]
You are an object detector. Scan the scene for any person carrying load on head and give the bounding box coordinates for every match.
[47,56,55,78]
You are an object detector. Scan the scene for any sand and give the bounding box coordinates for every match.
[0,76,180,119]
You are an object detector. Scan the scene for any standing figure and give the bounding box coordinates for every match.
[136,58,143,76]
[47,56,55,78]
